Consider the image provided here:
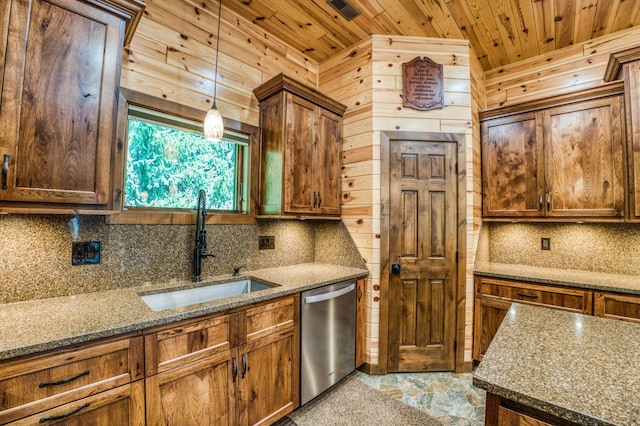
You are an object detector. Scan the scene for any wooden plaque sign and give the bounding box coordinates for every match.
[402,56,444,111]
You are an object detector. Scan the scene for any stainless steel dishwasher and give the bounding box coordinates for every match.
[300,280,356,405]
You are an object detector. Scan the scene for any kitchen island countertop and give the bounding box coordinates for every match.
[473,303,640,425]
[0,263,368,361]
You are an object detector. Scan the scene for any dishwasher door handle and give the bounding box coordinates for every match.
[304,283,355,304]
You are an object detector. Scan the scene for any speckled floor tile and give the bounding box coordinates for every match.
[355,371,486,426]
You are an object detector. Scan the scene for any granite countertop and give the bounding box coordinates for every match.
[0,263,368,361]
[473,303,640,425]
[475,261,640,295]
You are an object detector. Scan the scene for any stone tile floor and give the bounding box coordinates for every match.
[355,370,486,425]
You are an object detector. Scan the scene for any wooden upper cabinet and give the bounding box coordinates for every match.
[254,74,346,218]
[0,0,143,210]
[481,83,626,220]
[482,112,544,217]
[605,47,640,221]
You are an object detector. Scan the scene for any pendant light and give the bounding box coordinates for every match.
[204,0,224,142]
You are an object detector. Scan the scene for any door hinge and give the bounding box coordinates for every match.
[455,251,459,263]
[455,162,458,174]
[454,340,457,352]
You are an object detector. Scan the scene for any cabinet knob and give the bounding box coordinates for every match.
[391,262,401,275]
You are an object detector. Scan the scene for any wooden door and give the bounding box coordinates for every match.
[481,112,545,217]
[238,328,299,426]
[387,140,457,372]
[145,350,236,426]
[544,96,625,218]
[283,94,315,214]
[314,108,342,215]
[0,0,122,204]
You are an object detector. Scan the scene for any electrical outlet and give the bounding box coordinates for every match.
[541,238,550,250]
[258,236,275,250]
[72,241,101,265]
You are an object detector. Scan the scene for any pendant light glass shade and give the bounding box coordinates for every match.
[204,0,224,142]
[204,102,224,142]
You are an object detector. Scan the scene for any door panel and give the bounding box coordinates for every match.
[388,140,457,372]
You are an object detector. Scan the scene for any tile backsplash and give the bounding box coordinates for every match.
[0,215,365,303]
[485,222,640,275]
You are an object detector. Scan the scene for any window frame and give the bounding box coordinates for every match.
[106,89,258,225]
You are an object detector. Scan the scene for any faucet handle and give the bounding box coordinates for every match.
[233,265,248,276]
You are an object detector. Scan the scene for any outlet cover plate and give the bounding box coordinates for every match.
[258,236,275,250]
[541,238,550,250]
[72,241,101,265]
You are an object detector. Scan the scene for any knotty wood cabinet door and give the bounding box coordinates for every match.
[238,327,299,426]
[0,0,126,206]
[544,97,625,218]
[594,291,640,323]
[482,112,545,217]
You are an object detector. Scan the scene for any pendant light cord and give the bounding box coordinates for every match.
[213,0,222,107]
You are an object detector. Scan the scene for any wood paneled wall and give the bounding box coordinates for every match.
[485,25,640,109]
[319,35,480,366]
[121,0,318,126]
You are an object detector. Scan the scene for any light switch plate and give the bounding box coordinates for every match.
[72,241,101,265]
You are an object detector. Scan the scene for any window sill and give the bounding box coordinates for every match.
[105,210,256,225]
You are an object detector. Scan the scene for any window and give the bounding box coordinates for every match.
[123,105,249,213]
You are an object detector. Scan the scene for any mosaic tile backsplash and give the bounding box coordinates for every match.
[0,215,365,303]
[486,222,640,275]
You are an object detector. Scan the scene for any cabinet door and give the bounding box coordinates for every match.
[314,108,342,215]
[283,94,315,214]
[481,112,545,217]
[0,0,123,205]
[238,328,299,426]
[10,381,145,426]
[544,96,625,218]
[624,61,640,221]
[146,350,236,426]
[473,297,511,361]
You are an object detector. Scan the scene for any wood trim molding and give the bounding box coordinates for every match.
[90,0,145,46]
[379,131,467,374]
[479,81,625,121]
[604,46,640,82]
[253,73,347,116]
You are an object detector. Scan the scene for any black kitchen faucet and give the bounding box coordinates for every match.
[193,189,215,282]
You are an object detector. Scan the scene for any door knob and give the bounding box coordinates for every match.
[391,262,401,275]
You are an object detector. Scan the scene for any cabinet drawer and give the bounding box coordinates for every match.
[245,295,298,342]
[0,336,143,424]
[145,313,237,375]
[594,292,640,323]
[8,381,145,426]
[478,277,592,313]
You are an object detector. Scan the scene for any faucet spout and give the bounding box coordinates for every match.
[194,189,215,282]
[233,265,248,277]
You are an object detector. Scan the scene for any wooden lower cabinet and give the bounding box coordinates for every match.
[474,276,592,361]
[594,291,640,323]
[145,295,300,426]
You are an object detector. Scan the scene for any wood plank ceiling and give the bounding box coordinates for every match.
[224,0,640,70]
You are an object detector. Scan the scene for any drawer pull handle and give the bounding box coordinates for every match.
[232,356,238,382]
[313,191,318,208]
[39,402,90,423]
[317,192,322,208]
[2,154,8,190]
[517,293,539,299]
[39,370,89,388]
[241,353,248,378]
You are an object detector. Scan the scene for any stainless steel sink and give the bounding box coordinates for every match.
[140,279,277,312]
